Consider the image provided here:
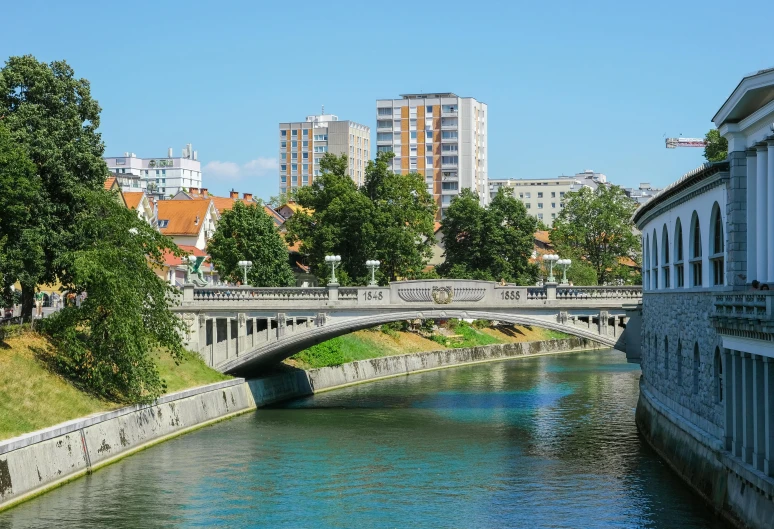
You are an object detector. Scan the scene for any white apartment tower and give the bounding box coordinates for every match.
[278,113,370,194]
[104,144,203,200]
[375,93,487,218]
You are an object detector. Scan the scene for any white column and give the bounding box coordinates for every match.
[747,149,757,279]
[768,140,774,282]
[753,354,766,471]
[756,144,768,283]
[732,350,744,457]
[724,349,733,451]
[743,353,755,464]
[764,357,774,476]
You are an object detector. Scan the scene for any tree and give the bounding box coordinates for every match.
[704,128,728,162]
[0,56,108,318]
[44,190,185,403]
[207,201,296,286]
[0,123,45,312]
[438,188,538,283]
[285,152,436,285]
[550,185,639,285]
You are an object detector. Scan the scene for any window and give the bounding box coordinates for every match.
[526,203,531,209]
[551,213,556,219]
[378,107,391,116]
[426,105,433,114]
[426,156,433,167]
[442,182,458,191]
[442,104,457,113]
[441,131,458,140]
[652,230,659,289]
[560,192,565,197]
[156,170,160,175]
[313,134,328,141]
[675,219,685,287]
[662,225,670,288]
[291,164,297,172]
[377,145,392,153]
[410,131,417,140]
[158,219,169,228]
[281,130,287,137]
[280,175,287,183]
[426,131,433,141]
[410,145,417,155]
[538,192,543,198]
[710,203,724,286]
[551,192,556,198]
[537,203,543,209]
[377,132,392,141]
[291,141,297,149]
[313,146,328,153]
[302,163,308,172]
[281,153,286,160]
[377,120,391,129]
[393,120,401,130]
[291,130,298,137]
[690,212,702,286]
[551,203,556,208]
[519,193,524,199]
[303,141,308,148]
[441,156,458,165]
[442,144,458,153]
[291,153,297,160]
[693,343,700,394]
[303,152,309,160]
[393,132,401,142]
[525,192,531,199]
[302,175,309,185]
[281,141,287,148]
[538,213,543,219]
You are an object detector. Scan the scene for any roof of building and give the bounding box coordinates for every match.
[156,200,213,236]
[123,192,146,210]
[104,176,117,191]
[632,161,729,225]
[713,67,774,125]
[161,245,209,267]
[434,222,442,234]
[534,230,551,245]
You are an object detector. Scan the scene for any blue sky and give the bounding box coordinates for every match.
[3,0,773,200]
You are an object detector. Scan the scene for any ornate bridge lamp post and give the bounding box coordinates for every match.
[542,254,559,283]
[325,255,342,284]
[557,258,572,285]
[366,260,380,286]
[237,260,253,286]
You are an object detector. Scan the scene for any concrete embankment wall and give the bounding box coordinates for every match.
[0,337,599,512]
[637,382,774,529]
[0,379,256,512]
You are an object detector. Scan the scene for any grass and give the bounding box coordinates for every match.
[288,323,570,370]
[0,329,231,441]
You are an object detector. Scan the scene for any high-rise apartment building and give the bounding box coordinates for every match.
[104,144,202,200]
[375,93,487,218]
[278,113,370,194]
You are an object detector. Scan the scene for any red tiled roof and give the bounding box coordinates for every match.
[534,230,551,245]
[156,200,212,236]
[104,176,117,190]
[123,192,145,210]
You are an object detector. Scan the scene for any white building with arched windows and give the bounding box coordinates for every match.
[633,68,774,529]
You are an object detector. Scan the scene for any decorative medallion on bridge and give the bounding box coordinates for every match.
[432,286,454,304]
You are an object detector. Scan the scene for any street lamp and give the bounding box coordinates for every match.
[237,260,253,286]
[325,255,341,284]
[557,258,572,285]
[542,254,559,283]
[366,260,380,286]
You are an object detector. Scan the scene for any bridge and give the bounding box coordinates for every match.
[171,280,643,375]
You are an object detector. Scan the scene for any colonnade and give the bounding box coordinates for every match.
[747,144,774,283]
[724,349,774,476]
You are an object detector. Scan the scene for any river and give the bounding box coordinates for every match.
[0,349,728,528]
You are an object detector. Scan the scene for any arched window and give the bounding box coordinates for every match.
[714,347,723,403]
[674,219,684,287]
[690,212,702,287]
[652,230,659,289]
[710,203,724,286]
[676,339,682,384]
[644,233,650,290]
[693,343,700,394]
[664,336,669,372]
[662,225,670,288]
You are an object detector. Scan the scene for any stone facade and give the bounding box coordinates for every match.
[641,291,724,439]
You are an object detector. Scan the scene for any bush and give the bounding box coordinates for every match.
[290,338,347,368]
[472,319,490,329]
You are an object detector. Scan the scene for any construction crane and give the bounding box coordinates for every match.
[665,137,706,149]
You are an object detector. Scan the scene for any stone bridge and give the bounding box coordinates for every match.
[172,280,643,375]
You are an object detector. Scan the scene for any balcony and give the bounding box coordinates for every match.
[441,136,458,143]
[441,109,458,117]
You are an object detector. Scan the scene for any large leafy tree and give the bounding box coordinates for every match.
[0,123,45,310]
[285,152,435,284]
[45,190,185,403]
[438,188,538,283]
[704,128,728,162]
[0,55,108,317]
[207,201,296,286]
[550,185,639,285]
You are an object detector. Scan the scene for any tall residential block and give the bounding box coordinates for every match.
[375,93,487,217]
[278,113,370,194]
[104,144,202,201]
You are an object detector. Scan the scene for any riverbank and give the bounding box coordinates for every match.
[0,329,230,441]
[0,336,598,513]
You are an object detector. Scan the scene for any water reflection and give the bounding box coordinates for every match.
[0,350,729,529]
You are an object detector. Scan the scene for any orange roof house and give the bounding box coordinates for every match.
[156,199,219,251]
[123,191,155,225]
[104,176,127,207]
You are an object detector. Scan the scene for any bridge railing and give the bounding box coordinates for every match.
[178,281,642,308]
[712,292,774,321]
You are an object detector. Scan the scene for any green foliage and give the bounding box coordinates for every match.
[207,201,295,287]
[290,338,347,368]
[438,188,538,284]
[43,190,186,403]
[284,152,436,285]
[704,129,728,163]
[0,56,108,317]
[472,319,490,329]
[564,259,599,286]
[429,320,500,348]
[550,185,640,285]
[0,123,44,307]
